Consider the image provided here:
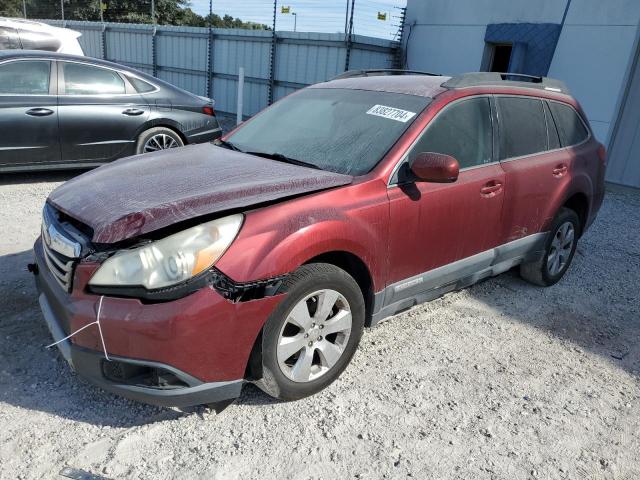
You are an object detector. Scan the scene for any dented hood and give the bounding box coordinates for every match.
[48,143,353,244]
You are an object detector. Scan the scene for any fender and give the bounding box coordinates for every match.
[216,178,390,293]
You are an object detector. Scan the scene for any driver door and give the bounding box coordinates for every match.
[385,96,506,301]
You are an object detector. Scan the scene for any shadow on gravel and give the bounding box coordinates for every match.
[1,188,638,426]
[0,170,85,186]
[464,187,640,380]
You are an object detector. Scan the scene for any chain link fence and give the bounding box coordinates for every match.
[2,1,405,39]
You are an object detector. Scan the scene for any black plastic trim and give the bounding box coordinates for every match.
[88,268,287,303]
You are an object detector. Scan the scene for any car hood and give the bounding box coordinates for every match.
[47,143,353,244]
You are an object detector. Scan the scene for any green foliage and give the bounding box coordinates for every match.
[0,0,269,29]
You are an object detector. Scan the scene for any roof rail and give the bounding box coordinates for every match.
[332,69,440,80]
[442,72,569,94]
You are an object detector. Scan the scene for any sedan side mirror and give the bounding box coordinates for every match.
[410,152,459,183]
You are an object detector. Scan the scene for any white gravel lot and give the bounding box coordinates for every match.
[0,171,638,480]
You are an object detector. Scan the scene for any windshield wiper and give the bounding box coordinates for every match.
[246,151,322,170]
[215,139,243,152]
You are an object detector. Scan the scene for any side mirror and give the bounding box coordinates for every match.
[410,152,459,183]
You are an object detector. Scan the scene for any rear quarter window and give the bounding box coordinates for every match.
[497,97,547,159]
[548,101,589,147]
[128,76,156,93]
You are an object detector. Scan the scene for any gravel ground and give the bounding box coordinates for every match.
[0,170,638,480]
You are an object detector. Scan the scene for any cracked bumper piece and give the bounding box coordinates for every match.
[33,238,283,407]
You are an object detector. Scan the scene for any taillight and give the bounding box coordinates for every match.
[203,106,215,116]
[597,143,607,166]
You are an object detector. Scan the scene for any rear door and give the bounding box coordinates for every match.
[0,58,60,168]
[496,96,573,241]
[57,61,150,163]
[386,96,506,289]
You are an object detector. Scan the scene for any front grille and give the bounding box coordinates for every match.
[42,233,76,292]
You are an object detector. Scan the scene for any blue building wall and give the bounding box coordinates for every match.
[484,23,561,76]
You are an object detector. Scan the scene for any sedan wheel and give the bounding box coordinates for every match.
[143,133,179,152]
[277,289,352,383]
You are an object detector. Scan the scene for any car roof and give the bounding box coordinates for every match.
[311,71,570,99]
[0,49,119,66]
[0,17,80,36]
[311,75,451,99]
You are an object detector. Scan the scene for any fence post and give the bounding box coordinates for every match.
[237,67,245,125]
[101,24,107,60]
[268,0,278,105]
[344,0,355,71]
[151,26,158,77]
[206,0,214,98]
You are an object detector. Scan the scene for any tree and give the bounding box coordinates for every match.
[0,0,268,29]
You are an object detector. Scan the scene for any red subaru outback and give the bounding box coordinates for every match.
[33,71,606,407]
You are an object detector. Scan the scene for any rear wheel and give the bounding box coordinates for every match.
[136,127,184,154]
[520,207,580,286]
[256,263,365,401]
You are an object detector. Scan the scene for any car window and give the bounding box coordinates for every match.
[62,62,126,95]
[544,101,561,150]
[0,60,50,95]
[548,101,589,147]
[497,97,547,159]
[408,97,493,169]
[226,88,430,176]
[0,27,20,50]
[128,76,156,93]
[18,29,61,52]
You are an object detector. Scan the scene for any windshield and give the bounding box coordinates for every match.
[225,88,430,175]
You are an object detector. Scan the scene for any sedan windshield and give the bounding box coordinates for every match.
[225,88,430,175]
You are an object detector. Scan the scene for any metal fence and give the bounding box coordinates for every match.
[43,20,398,116]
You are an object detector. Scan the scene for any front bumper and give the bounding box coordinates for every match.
[33,238,282,407]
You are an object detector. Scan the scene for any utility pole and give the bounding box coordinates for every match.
[22,0,27,18]
[268,0,277,105]
[292,12,297,32]
[99,0,104,23]
[151,0,156,24]
[344,0,355,71]
[60,0,65,21]
[344,0,350,36]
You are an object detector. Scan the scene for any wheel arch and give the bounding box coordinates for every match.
[137,120,187,145]
[244,249,376,381]
[562,192,589,236]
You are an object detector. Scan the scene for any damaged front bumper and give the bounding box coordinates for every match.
[33,238,283,408]
[37,291,243,408]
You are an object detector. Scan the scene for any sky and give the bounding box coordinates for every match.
[190,0,407,39]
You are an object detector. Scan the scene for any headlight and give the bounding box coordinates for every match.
[89,214,243,289]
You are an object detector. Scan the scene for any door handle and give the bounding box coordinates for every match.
[25,108,54,117]
[122,108,145,116]
[553,164,568,177]
[480,180,503,196]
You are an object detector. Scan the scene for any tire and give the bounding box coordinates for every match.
[255,263,365,401]
[135,127,184,154]
[520,207,580,287]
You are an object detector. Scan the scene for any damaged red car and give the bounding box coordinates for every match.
[32,71,606,407]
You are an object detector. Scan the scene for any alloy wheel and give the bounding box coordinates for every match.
[277,289,352,383]
[143,134,179,152]
[547,221,575,276]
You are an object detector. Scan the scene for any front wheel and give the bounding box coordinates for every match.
[520,207,580,286]
[256,263,365,401]
[136,127,184,154]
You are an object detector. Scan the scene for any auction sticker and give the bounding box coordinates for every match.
[366,104,416,123]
